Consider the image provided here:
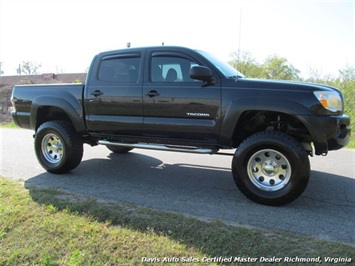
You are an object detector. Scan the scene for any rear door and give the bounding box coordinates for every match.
[85,51,143,135]
[143,49,221,144]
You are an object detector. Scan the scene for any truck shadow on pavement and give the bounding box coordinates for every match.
[24,151,355,246]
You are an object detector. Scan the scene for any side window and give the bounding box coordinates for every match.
[151,56,202,83]
[98,56,140,83]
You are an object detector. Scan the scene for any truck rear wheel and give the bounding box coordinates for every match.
[232,131,310,206]
[34,121,83,174]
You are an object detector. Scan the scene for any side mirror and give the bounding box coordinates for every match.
[189,66,214,83]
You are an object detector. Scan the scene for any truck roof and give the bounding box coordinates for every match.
[96,46,197,56]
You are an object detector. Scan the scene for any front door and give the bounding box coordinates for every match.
[143,51,221,144]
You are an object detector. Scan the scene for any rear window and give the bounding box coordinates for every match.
[98,56,140,83]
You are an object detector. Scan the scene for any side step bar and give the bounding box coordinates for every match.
[98,140,218,154]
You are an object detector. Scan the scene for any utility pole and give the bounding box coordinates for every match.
[238,8,243,55]
[16,64,21,75]
[0,62,3,75]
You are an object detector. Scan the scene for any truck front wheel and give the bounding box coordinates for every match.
[34,121,83,174]
[106,145,133,154]
[232,131,310,206]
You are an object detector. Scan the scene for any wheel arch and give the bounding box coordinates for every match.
[220,97,313,147]
[31,96,86,133]
[231,110,311,147]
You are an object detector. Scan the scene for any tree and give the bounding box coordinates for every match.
[229,51,301,80]
[337,65,355,123]
[229,50,263,78]
[21,61,42,75]
[0,84,13,122]
[305,67,335,84]
[339,64,355,82]
[261,55,300,80]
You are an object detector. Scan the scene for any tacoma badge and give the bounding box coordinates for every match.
[186,112,210,117]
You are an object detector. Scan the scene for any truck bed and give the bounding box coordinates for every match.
[11,83,84,130]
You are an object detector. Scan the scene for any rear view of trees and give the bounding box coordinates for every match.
[262,56,300,80]
[229,50,300,80]
[20,61,42,75]
[229,51,263,78]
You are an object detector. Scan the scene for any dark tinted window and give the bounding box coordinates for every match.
[98,56,140,83]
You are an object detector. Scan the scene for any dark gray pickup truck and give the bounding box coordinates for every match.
[11,46,350,205]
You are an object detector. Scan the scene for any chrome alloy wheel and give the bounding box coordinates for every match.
[247,149,291,191]
[41,133,64,164]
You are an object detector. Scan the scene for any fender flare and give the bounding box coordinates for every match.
[30,95,86,133]
[219,96,314,146]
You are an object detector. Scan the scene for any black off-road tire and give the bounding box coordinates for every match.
[106,145,134,154]
[34,121,83,174]
[232,131,310,206]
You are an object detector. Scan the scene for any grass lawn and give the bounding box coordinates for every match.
[0,177,354,265]
[347,138,355,149]
[0,122,19,129]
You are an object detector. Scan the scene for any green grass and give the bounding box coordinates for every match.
[347,138,355,149]
[0,121,19,128]
[0,177,354,265]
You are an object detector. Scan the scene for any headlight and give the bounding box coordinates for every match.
[313,91,343,112]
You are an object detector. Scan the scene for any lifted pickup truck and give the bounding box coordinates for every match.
[11,46,350,205]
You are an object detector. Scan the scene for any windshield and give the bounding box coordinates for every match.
[196,50,245,78]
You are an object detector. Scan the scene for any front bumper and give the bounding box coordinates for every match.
[298,114,350,155]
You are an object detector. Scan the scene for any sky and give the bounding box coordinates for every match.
[0,0,354,78]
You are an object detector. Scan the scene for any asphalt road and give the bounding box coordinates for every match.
[1,128,354,245]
